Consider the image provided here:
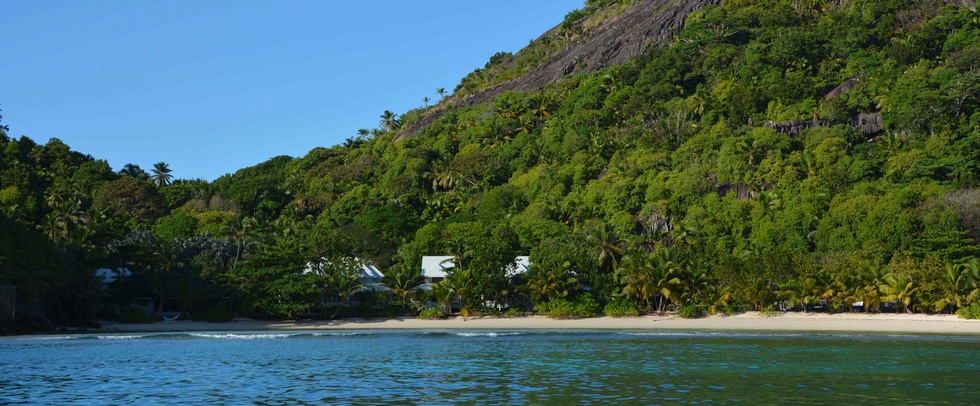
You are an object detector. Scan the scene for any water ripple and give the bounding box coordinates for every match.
[1,330,978,404]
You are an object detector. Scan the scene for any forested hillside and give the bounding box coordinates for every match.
[3,0,980,331]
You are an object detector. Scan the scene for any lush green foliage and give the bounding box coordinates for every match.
[676,304,707,318]
[535,294,602,319]
[2,1,980,331]
[759,305,779,317]
[118,306,156,324]
[418,308,444,320]
[957,301,980,319]
[603,298,641,317]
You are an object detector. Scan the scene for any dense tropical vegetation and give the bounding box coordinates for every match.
[2,0,980,332]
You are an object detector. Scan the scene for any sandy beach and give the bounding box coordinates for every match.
[97,312,980,335]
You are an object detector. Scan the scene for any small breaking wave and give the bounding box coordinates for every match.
[189,333,294,340]
[452,332,524,337]
[310,332,369,337]
[14,335,79,341]
[97,334,149,340]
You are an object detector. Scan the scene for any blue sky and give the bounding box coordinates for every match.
[1,0,582,181]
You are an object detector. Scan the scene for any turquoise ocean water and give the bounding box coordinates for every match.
[1,330,978,404]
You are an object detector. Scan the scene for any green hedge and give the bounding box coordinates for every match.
[536,294,602,319]
[418,308,444,319]
[957,302,980,319]
[118,306,156,324]
[677,304,706,319]
[604,298,641,317]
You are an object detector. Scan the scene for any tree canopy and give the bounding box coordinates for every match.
[2,0,980,331]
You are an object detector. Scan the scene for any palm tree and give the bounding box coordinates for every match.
[699,284,732,314]
[436,87,447,102]
[616,250,655,309]
[681,258,711,305]
[38,213,61,241]
[38,196,88,243]
[429,166,458,191]
[444,236,475,315]
[853,263,890,313]
[445,236,472,271]
[813,270,841,312]
[379,110,400,132]
[56,198,88,243]
[423,96,430,108]
[356,128,371,141]
[648,246,685,312]
[151,162,174,187]
[736,138,763,166]
[120,163,150,180]
[667,220,697,251]
[740,274,774,311]
[801,150,816,177]
[960,259,980,302]
[446,266,477,317]
[148,240,183,315]
[219,216,258,269]
[431,280,454,316]
[525,263,577,306]
[778,277,819,313]
[934,263,970,313]
[882,273,917,314]
[326,259,363,310]
[384,263,423,313]
[587,222,626,273]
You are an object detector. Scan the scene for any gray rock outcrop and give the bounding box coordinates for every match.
[399,0,720,139]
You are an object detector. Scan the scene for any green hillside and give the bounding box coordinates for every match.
[2,0,980,330]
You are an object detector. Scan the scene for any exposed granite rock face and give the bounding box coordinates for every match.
[761,77,883,137]
[399,0,978,140]
[763,113,882,137]
[764,119,829,138]
[398,0,720,139]
[849,112,883,135]
[823,78,860,100]
[493,0,720,95]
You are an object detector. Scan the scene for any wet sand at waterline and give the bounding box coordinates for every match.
[95,312,980,335]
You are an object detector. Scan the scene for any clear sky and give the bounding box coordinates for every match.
[1,0,582,181]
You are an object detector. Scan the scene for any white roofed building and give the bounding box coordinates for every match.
[420,256,531,283]
[304,258,386,287]
[359,263,385,285]
[421,256,456,284]
[506,256,531,278]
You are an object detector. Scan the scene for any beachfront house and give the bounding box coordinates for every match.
[94,267,156,315]
[420,256,456,284]
[420,256,531,283]
[419,256,532,311]
[304,258,385,284]
[304,258,389,305]
[506,256,531,277]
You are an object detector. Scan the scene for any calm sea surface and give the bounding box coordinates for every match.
[1,330,978,404]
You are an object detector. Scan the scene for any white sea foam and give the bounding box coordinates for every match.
[311,332,361,336]
[15,335,77,340]
[189,333,294,340]
[453,332,523,337]
[97,335,146,340]
[619,332,703,337]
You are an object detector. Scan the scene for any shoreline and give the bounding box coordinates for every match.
[83,312,980,336]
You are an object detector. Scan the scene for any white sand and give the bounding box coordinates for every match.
[97,312,980,335]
